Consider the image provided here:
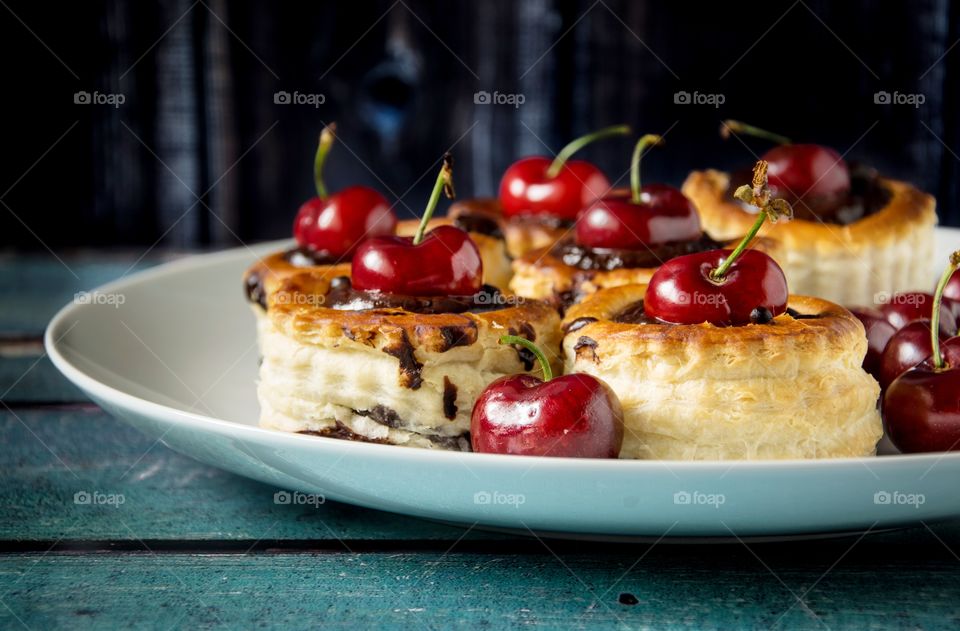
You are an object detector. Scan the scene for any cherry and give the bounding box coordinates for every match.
[942,270,960,321]
[575,134,702,249]
[877,320,952,391]
[848,307,897,380]
[880,291,955,336]
[499,125,630,221]
[471,336,624,458]
[883,251,960,453]
[293,123,396,258]
[351,154,483,296]
[644,160,791,326]
[721,120,851,216]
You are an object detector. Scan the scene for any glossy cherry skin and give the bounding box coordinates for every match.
[762,144,850,204]
[471,373,624,458]
[883,339,960,453]
[943,270,960,321]
[351,225,483,296]
[575,184,702,249]
[644,249,788,326]
[294,186,396,258]
[877,320,954,391]
[848,307,898,380]
[499,157,610,221]
[880,292,956,336]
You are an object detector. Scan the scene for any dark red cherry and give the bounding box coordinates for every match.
[880,292,955,336]
[350,155,483,296]
[883,338,960,453]
[644,160,791,326]
[291,123,396,257]
[575,134,701,249]
[762,144,851,204]
[294,186,395,258]
[877,320,952,391]
[942,270,960,321]
[848,307,897,380]
[351,225,482,296]
[499,125,630,221]
[471,337,624,458]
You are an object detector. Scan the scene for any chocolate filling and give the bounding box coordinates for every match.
[550,234,723,272]
[355,405,404,429]
[505,324,538,370]
[574,336,599,362]
[300,422,391,445]
[442,377,458,420]
[382,330,424,390]
[563,316,598,334]
[726,163,892,224]
[244,272,267,310]
[610,300,822,325]
[324,278,511,315]
[284,246,339,267]
[434,322,479,352]
[453,213,503,239]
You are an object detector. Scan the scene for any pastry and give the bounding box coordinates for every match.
[683,120,937,305]
[561,160,883,460]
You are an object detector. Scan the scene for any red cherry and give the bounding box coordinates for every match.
[883,339,960,453]
[351,226,482,296]
[575,134,701,249]
[498,125,630,220]
[293,186,396,257]
[762,144,851,204]
[350,155,483,296]
[848,307,898,380]
[880,292,955,335]
[644,160,791,326]
[942,270,960,321]
[291,123,397,257]
[876,321,953,391]
[471,337,624,458]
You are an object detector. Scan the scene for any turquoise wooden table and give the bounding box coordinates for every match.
[3,251,960,630]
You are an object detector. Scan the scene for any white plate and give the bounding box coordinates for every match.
[45,229,960,539]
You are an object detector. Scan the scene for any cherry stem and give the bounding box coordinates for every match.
[709,160,792,282]
[546,124,631,179]
[413,153,456,245]
[721,120,791,146]
[931,250,960,370]
[313,123,337,199]
[500,335,553,381]
[630,134,664,204]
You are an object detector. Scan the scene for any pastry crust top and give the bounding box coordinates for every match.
[682,169,937,245]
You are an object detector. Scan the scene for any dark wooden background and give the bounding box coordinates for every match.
[1,0,958,249]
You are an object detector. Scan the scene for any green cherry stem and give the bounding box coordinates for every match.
[720,119,791,146]
[709,160,793,282]
[630,134,664,204]
[931,250,960,370]
[546,124,632,179]
[413,153,456,245]
[313,123,337,199]
[499,335,553,381]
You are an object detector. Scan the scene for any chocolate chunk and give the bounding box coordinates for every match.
[435,322,478,351]
[574,336,599,362]
[551,234,721,272]
[442,377,458,420]
[563,317,598,334]
[355,405,404,428]
[750,306,774,324]
[383,331,424,390]
[612,301,659,324]
[244,272,267,310]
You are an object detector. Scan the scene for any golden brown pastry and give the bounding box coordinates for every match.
[562,284,883,460]
[446,197,580,259]
[683,168,937,305]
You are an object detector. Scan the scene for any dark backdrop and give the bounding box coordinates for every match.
[2,0,958,249]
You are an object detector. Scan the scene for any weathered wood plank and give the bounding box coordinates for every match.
[1,551,958,630]
[0,253,163,336]
[0,407,501,542]
[0,352,85,403]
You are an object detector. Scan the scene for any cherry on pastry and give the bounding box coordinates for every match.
[721,119,851,211]
[471,336,624,458]
[644,160,792,326]
[848,307,897,380]
[351,154,483,296]
[884,251,960,453]
[575,134,702,249]
[880,291,956,336]
[877,320,954,391]
[499,125,631,221]
[293,123,397,258]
